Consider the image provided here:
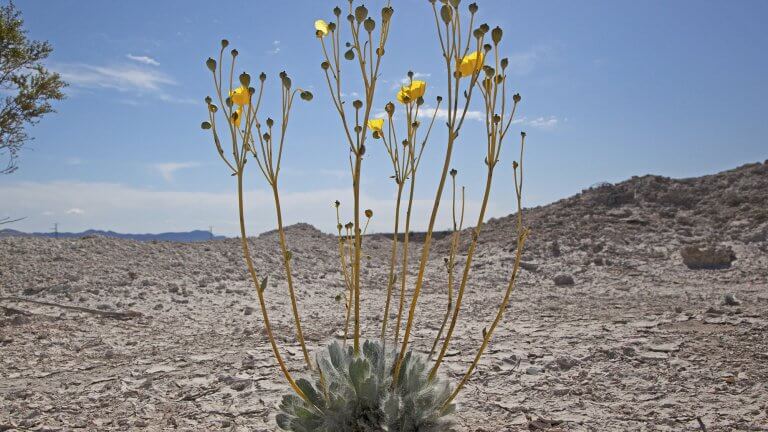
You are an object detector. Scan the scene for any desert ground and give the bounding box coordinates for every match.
[2,162,767,431]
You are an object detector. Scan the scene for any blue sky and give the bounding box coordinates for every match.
[2,0,767,235]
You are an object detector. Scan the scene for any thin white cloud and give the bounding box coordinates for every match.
[151,162,201,181]
[527,116,559,130]
[392,72,432,90]
[66,208,85,215]
[267,40,281,55]
[0,181,503,236]
[418,105,484,122]
[56,63,174,92]
[126,54,160,66]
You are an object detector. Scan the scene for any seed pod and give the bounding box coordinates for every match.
[231,49,238,57]
[353,100,363,109]
[364,209,373,218]
[359,144,366,156]
[347,13,354,22]
[328,22,337,31]
[491,26,503,44]
[204,96,212,104]
[382,6,393,21]
[376,47,385,56]
[221,39,229,48]
[473,28,483,39]
[484,43,492,52]
[208,104,218,113]
[501,58,509,69]
[259,72,267,82]
[513,93,521,103]
[344,49,355,60]
[239,72,250,87]
[321,61,330,70]
[385,102,395,115]
[364,17,375,32]
[440,4,452,23]
[449,168,457,176]
[468,2,478,13]
[355,5,368,21]
[206,57,216,72]
[201,121,212,130]
[282,75,291,89]
[493,114,501,124]
[512,161,519,170]
[300,91,314,101]
[266,118,274,127]
[479,23,489,33]
[334,6,342,16]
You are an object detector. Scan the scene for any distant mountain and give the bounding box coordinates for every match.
[0,228,225,242]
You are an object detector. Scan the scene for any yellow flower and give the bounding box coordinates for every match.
[367,118,384,134]
[396,80,427,104]
[229,86,250,106]
[315,20,329,37]
[231,107,243,127]
[457,51,484,77]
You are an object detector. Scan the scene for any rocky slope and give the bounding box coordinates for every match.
[1,162,767,431]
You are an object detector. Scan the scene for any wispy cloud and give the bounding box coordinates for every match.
[151,162,201,181]
[54,62,194,104]
[392,72,432,90]
[526,116,559,129]
[267,40,281,55]
[66,208,85,215]
[417,105,485,122]
[0,181,509,236]
[126,54,160,66]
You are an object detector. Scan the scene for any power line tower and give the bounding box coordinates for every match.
[51,222,59,239]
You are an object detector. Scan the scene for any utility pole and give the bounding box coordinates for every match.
[52,222,59,239]
[208,225,214,240]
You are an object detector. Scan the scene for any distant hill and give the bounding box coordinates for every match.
[0,228,225,242]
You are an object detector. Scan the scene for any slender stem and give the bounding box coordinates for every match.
[429,168,494,380]
[381,182,404,346]
[271,183,313,370]
[236,172,306,402]
[352,153,362,353]
[394,148,417,348]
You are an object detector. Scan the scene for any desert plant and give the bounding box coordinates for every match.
[276,340,454,432]
[201,0,530,429]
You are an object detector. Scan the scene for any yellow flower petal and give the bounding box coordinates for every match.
[229,86,250,106]
[396,80,427,104]
[367,118,384,134]
[315,20,329,37]
[231,107,243,127]
[457,51,484,78]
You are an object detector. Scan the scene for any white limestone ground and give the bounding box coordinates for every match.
[1,162,767,431]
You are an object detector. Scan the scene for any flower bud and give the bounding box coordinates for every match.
[359,144,366,156]
[353,100,363,109]
[201,121,212,130]
[521,131,526,138]
[450,168,457,176]
[221,39,229,48]
[355,5,368,21]
[300,91,314,101]
[513,93,521,103]
[334,200,341,207]
[334,6,342,16]
[382,6,394,21]
[206,57,216,72]
[479,23,489,33]
[416,96,424,106]
[473,28,483,39]
[204,96,212,104]
[266,118,274,127]
[321,61,330,70]
[281,74,291,89]
[355,125,362,133]
[483,65,495,77]
[344,49,355,60]
[231,49,238,57]
[328,22,337,31]
[484,43,492,52]
[501,58,509,69]
[440,4,452,23]
[376,47,385,56]
[385,102,395,115]
[259,72,267,82]
[239,72,250,87]
[364,209,373,218]
[512,161,519,170]
[209,104,218,113]
[436,95,443,103]
[347,13,355,22]
[468,2,478,13]
[372,130,381,139]
[345,222,354,230]
[491,26,503,44]
[450,0,460,7]
[263,132,271,141]
[493,114,501,124]
[364,17,375,32]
